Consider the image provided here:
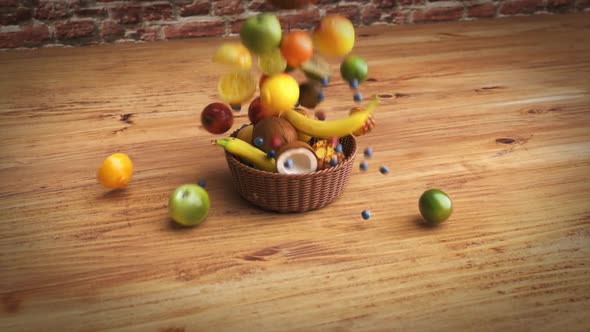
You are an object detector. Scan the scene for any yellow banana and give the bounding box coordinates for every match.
[212,137,277,173]
[282,96,379,139]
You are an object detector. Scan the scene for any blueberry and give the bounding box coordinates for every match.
[254,137,264,147]
[317,91,325,101]
[320,77,329,86]
[353,92,363,102]
[198,179,206,188]
[284,159,294,169]
[364,147,373,158]
[231,104,241,111]
[380,165,389,174]
[267,149,276,158]
[334,143,343,153]
[349,78,359,89]
[360,161,368,171]
[329,156,338,167]
[361,210,371,220]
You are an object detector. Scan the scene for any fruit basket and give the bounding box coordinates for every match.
[225,134,357,213]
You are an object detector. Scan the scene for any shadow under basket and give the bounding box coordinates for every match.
[224,135,357,213]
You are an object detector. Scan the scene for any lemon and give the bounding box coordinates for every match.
[213,43,252,70]
[260,73,299,115]
[257,48,287,75]
[217,70,257,104]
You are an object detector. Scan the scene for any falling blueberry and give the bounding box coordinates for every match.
[284,159,294,169]
[198,179,206,188]
[320,77,329,86]
[329,156,338,167]
[267,149,276,158]
[353,92,363,102]
[349,78,359,89]
[254,137,264,147]
[231,104,241,111]
[317,91,325,101]
[334,143,343,153]
[360,161,368,171]
[361,210,371,220]
[364,147,373,158]
[380,165,389,174]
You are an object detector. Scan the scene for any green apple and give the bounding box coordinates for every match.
[239,14,282,55]
[169,184,210,227]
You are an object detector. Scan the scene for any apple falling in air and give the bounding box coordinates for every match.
[201,102,233,134]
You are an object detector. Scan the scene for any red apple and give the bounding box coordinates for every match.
[201,102,233,134]
[248,97,271,125]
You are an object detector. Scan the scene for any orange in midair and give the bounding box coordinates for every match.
[280,30,314,67]
[97,153,134,189]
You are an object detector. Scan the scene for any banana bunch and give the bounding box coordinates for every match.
[212,137,277,173]
[281,96,379,139]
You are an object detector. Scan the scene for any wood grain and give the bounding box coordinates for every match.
[1,13,589,332]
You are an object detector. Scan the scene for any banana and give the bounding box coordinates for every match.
[282,96,379,139]
[212,137,277,173]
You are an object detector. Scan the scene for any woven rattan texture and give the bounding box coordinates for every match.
[225,135,357,213]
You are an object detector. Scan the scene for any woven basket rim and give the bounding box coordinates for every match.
[225,134,357,178]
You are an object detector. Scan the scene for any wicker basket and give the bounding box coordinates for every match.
[224,135,357,213]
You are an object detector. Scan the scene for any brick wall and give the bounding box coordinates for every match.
[0,0,588,49]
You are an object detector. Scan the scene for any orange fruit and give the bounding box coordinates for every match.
[313,15,355,57]
[97,153,133,189]
[280,30,314,67]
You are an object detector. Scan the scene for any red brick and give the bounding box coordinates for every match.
[138,27,159,41]
[500,0,544,15]
[16,6,32,20]
[413,6,464,23]
[0,14,14,25]
[326,5,358,23]
[180,1,209,17]
[109,5,142,24]
[55,20,95,39]
[248,0,275,12]
[398,0,425,5]
[278,8,320,29]
[164,20,226,39]
[101,20,124,40]
[468,2,497,18]
[213,0,244,16]
[0,24,50,48]
[373,0,395,8]
[361,4,380,25]
[230,17,245,34]
[547,0,575,11]
[143,4,172,21]
[75,7,106,17]
[575,0,590,9]
[0,0,18,7]
[386,10,410,24]
[35,0,70,20]
[1,6,31,25]
[316,0,339,4]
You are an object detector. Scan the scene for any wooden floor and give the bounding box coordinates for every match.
[1,13,589,332]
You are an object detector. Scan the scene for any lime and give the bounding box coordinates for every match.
[313,15,355,57]
[260,73,299,115]
[217,70,257,104]
[212,42,252,70]
[419,189,453,225]
[340,55,368,83]
[258,48,287,75]
[301,53,331,82]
